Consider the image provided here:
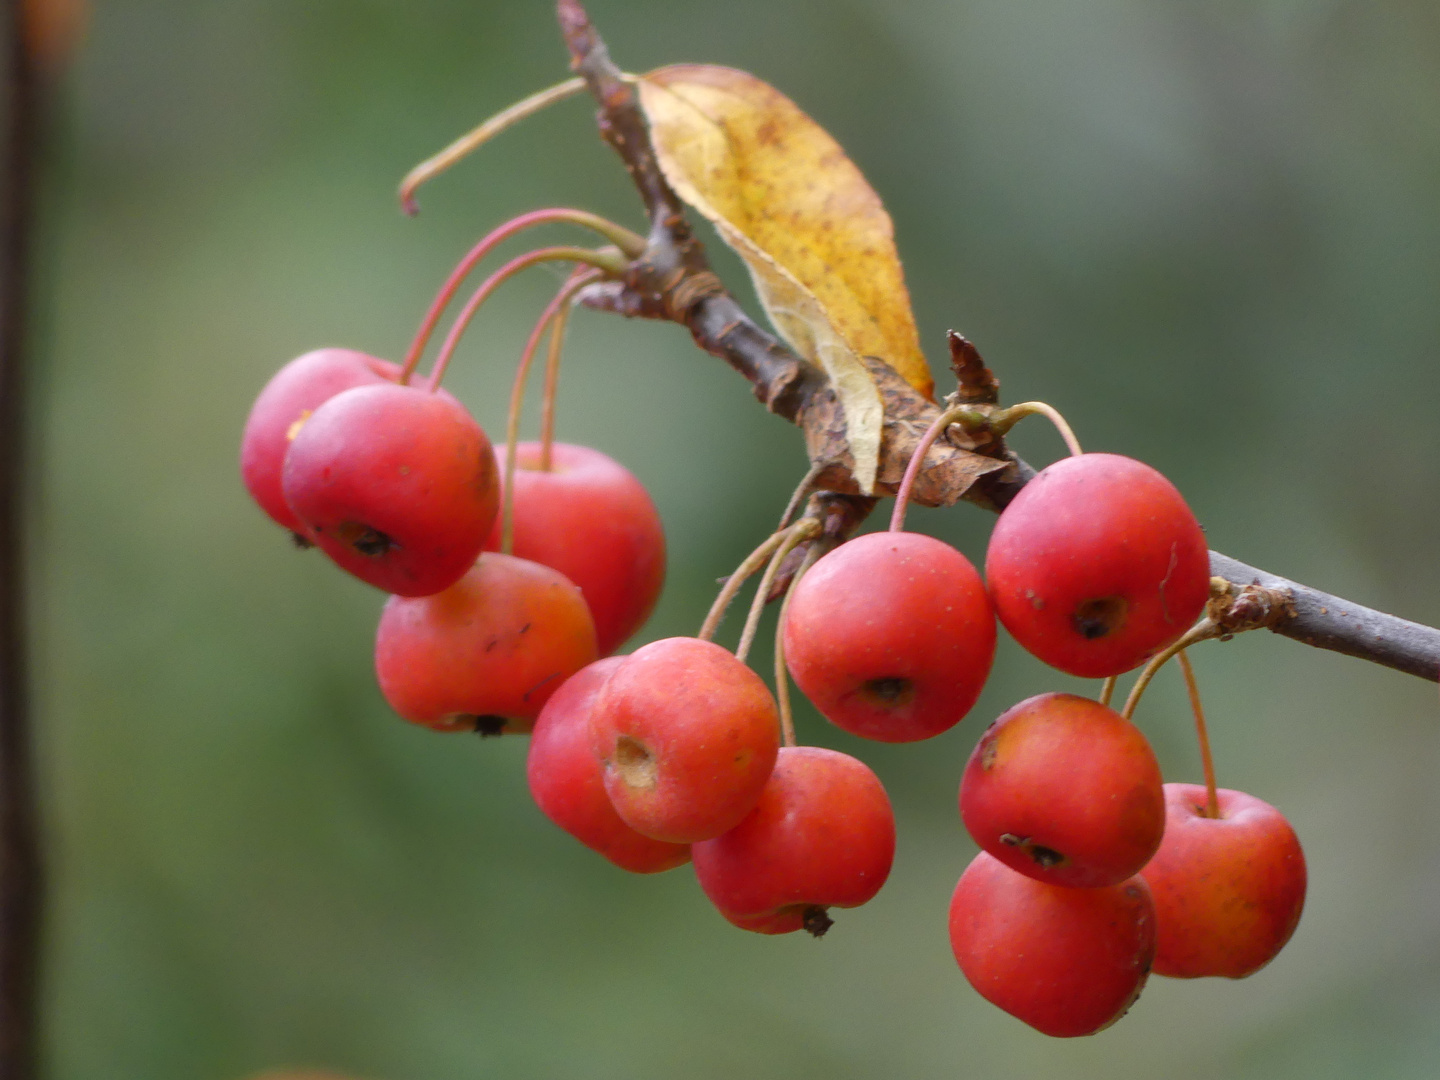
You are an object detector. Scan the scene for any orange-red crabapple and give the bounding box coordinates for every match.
[282,382,499,597]
[240,348,401,536]
[527,657,691,874]
[589,637,779,844]
[375,552,597,734]
[949,851,1156,1038]
[781,531,995,742]
[985,453,1210,678]
[1141,783,1306,979]
[960,692,1165,888]
[692,746,895,935]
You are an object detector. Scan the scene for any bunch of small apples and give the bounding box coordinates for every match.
[240,286,1305,1043]
[240,346,665,735]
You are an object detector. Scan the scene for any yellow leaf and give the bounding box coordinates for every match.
[637,64,932,494]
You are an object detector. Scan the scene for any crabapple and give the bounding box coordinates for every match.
[692,746,894,935]
[527,657,691,873]
[949,851,1156,1038]
[985,453,1210,677]
[960,692,1165,888]
[486,442,665,656]
[240,348,400,535]
[781,531,995,742]
[1141,783,1306,978]
[589,637,780,844]
[375,552,598,734]
[282,383,499,596]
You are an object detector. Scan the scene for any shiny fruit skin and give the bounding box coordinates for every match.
[960,692,1165,888]
[589,637,780,844]
[527,657,691,873]
[375,553,598,733]
[283,383,499,596]
[781,532,996,742]
[1141,783,1306,978]
[693,746,895,934]
[486,442,665,656]
[949,851,1156,1038]
[985,453,1209,677]
[241,348,399,534]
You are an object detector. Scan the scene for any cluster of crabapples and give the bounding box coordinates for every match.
[240,240,1304,1042]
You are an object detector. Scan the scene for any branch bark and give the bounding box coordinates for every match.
[555,0,1440,685]
[0,8,42,1080]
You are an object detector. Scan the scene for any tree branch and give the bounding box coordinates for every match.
[1,6,42,1079]
[555,0,1440,685]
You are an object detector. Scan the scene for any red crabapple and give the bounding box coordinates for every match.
[781,531,995,742]
[486,442,665,656]
[240,348,400,535]
[375,552,598,734]
[692,746,895,935]
[527,657,691,874]
[282,383,499,596]
[949,851,1156,1038]
[985,453,1210,677]
[589,637,780,844]
[960,692,1165,888]
[1141,783,1306,978]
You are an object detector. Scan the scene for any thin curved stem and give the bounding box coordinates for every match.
[398,209,644,383]
[1120,619,1220,721]
[777,462,824,531]
[735,521,819,665]
[399,78,588,214]
[537,271,591,473]
[1176,649,1220,819]
[1098,676,1117,708]
[424,245,624,393]
[773,544,822,748]
[890,404,988,532]
[991,401,1083,458]
[500,268,598,554]
[698,530,793,643]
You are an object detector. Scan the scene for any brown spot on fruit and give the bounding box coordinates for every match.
[999,832,1067,868]
[861,675,915,707]
[1028,844,1066,868]
[336,522,395,558]
[614,735,659,790]
[802,905,834,938]
[1072,595,1128,640]
[470,715,507,737]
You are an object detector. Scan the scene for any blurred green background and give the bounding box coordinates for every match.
[28,0,1440,1077]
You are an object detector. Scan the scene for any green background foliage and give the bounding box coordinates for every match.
[32,1,1440,1077]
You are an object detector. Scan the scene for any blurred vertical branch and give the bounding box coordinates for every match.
[0,5,41,1079]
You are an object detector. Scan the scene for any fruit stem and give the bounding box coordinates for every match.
[777,462,824,531]
[399,78,589,214]
[772,543,822,748]
[1177,649,1221,819]
[889,404,989,532]
[500,267,600,554]
[424,245,626,393]
[538,271,589,473]
[990,401,1083,458]
[398,209,645,383]
[1098,675,1117,708]
[1120,618,1220,721]
[735,520,819,665]
[697,529,794,643]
